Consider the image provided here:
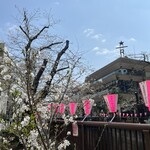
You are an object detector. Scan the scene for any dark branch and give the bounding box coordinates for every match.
[39,42,63,51]
[20,24,49,52]
[32,59,48,95]
[19,25,30,39]
[59,57,81,102]
[23,11,30,37]
[35,40,69,101]
[19,11,30,39]
[24,26,49,52]
[56,66,69,72]
[48,40,69,81]
[31,26,49,41]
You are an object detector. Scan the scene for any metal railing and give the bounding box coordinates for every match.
[57,121,150,150]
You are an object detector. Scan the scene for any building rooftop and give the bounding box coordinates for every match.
[85,57,150,82]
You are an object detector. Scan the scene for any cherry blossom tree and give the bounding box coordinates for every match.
[0,10,89,150]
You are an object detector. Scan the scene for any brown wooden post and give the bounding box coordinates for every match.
[82,124,85,150]
[143,130,150,150]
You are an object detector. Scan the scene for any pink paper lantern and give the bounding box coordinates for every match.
[53,103,59,113]
[82,99,94,115]
[59,103,66,114]
[69,102,77,115]
[47,103,59,113]
[139,80,150,111]
[47,103,52,111]
[103,94,118,113]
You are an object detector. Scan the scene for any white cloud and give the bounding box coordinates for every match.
[92,46,119,56]
[5,22,19,33]
[83,28,94,37]
[91,34,102,40]
[83,28,106,43]
[6,24,20,36]
[92,46,100,51]
[101,39,106,43]
[8,25,18,32]
[97,48,110,55]
[129,38,136,42]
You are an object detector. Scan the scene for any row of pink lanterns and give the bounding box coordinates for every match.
[47,95,117,116]
[99,112,148,117]
[47,99,94,116]
[103,80,150,113]
[47,80,150,116]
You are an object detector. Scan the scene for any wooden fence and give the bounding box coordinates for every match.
[57,121,150,150]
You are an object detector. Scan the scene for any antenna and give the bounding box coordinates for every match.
[127,53,149,61]
[116,41,128,57]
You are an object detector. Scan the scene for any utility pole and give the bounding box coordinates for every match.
[135,91,141,123]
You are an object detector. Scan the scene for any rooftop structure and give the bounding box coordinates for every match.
[86,57,150,85]
[84,43,150,112]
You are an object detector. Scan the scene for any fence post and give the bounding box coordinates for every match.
[143,130,150,150]
[82,124,84,150]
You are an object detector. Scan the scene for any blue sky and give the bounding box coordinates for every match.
[1,0,150,72]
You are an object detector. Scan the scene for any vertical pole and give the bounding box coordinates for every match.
[143,130,150,150]
[135,92,139,122]
[82,124,85,150]
[135,92,139,104]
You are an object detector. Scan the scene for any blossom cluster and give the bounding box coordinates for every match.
[58,139,70,150]
[62,114,77,125]
[27,130,40,149]
[36,103,49,119]
[21,116,30,127]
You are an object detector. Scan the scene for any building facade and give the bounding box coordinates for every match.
[85,56,150,112]
[0,43,8,115]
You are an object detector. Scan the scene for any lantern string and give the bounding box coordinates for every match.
[110,113,116,122]
[82,115,88,122]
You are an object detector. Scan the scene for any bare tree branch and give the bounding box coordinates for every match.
[23,11,30,37]
[39,42,63,51]
[31,26,49,41]
[19,25,30,39]
[21,26,49,53]
[19,11,30,40]
[35,40,69,101]
[47,40,69,82]
[56,66,69,72]
[32,59,48,95]
[59,57,81,102]
[20,11,49,42]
